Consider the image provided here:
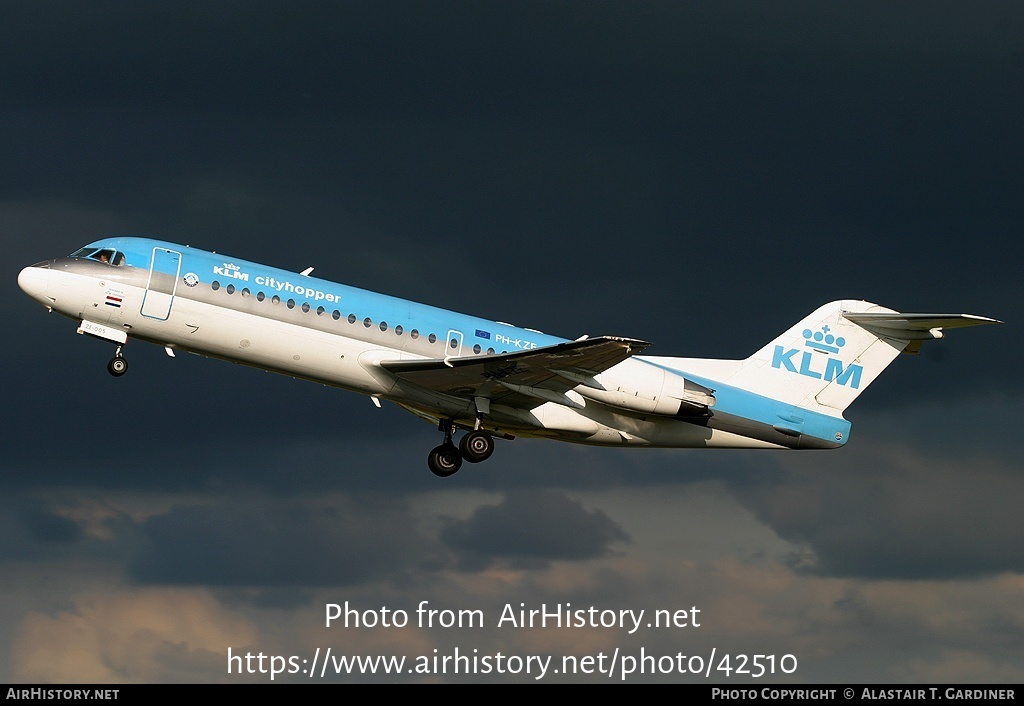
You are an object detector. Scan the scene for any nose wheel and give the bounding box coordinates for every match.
[107,345,128,377]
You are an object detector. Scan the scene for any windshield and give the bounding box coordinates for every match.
[69,247,125,266]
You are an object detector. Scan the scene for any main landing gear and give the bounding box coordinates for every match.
[427,421,496,477]
[107,345,128,377]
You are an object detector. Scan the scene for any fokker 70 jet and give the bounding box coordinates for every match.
[19,238,1000,476]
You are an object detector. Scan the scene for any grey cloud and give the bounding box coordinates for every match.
[19,505,81,544]
[441,490,629,570]
[132,494,445,586]
[0,499,92,563]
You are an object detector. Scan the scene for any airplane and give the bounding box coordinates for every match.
[18,237,1001,477]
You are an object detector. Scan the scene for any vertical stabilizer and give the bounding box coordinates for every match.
[731,300,1001,413]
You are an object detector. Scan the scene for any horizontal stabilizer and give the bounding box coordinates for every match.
[842,311,1002,339]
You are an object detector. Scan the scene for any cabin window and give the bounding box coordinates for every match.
[257,292,266,302]
[348,314,357,324]
[317,306,325,316]
[332,310,341,320]
[473,344,481,354]
[428,333,437,344]
[487,348,495,355]
[241,288,250,297]
[212,281,221,291]
[410,329,419,339]
[301,302,310,313]
[395,325,403,336]
[449,338,459,349]
[272,295,281,305]
[226,284,235,295]
[363,317,372,328]
[379,321,388,332]
[286,299,296,309]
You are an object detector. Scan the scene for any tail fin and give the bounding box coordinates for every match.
[732,300,999,413]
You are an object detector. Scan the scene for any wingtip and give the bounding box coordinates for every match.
[963,314,1003,325]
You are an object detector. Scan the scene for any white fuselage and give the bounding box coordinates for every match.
[19,244,787,452]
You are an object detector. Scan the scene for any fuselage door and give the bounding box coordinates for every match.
[140,247,182,320]
[445,329,464,364]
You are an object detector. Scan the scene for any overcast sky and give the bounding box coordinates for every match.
[2,1,1020,683]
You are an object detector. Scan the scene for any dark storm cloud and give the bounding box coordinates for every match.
[131,494,444,585]
[0,0,1018,563]
[729,440,1024,580]
[130,489,632,587]
[440,490,629,569]
[2,2,1024,683]
[4,1,1019,497]
[5,2,1018,390]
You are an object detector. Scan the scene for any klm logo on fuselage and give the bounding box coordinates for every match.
[771,326,863,389]
[212,262,249,281]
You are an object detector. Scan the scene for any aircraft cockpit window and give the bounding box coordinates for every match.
[69,247,124,266]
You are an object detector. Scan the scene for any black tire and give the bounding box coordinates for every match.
[460,430,494,463]
[428,443,462,477]
[107,357,128,377]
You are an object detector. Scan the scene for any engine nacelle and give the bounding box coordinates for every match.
[574,363,715,417]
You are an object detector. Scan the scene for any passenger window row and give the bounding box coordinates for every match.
[209,280,499,355]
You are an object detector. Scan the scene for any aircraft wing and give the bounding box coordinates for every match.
[379,336,650,409]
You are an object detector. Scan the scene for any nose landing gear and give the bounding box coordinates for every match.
[107,345,128,377]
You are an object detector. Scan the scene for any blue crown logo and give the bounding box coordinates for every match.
[803,325,846,355]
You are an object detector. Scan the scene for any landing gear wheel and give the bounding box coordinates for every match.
[107,356,128,377]
[460,430,494,463]
[428,443,463,477]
